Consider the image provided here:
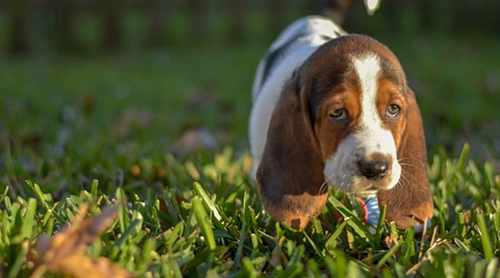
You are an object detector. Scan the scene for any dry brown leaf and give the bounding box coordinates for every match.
[170,127,217,154]
[80,94,96,116]
[383,233,399,249]
[483,72,500,94]
[131,165,141,176]
[155,167,166,178]
[187,89,215,110]
[31,204,133,278]
[112,109,152,137]
[159,194,187,218]
[270,237,288,268]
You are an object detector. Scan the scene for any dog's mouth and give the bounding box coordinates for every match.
[325,165,400,195]
[356,189,377,197]
[353,174,396,194]
[354,180,378,196]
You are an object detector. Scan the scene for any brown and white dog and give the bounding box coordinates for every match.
[249,16,433,230]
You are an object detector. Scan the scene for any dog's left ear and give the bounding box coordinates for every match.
[378,89,434,229]
[256,74,327,231]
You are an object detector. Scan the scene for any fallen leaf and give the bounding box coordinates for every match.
[158,194,187,229]
[170,127,217,154]
[242,156,253,175]
[159,194,187,216]
[483,72,500,94]
[383,233,398,249]
[155,167,166,178]
[113,109,152,137]
[31,204,133,278]
[270,237,288,268]
[80,94,96,116]
[187,89,215,110]
[131,165,141,176]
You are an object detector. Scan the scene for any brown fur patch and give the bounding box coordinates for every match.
[376,78,406,149]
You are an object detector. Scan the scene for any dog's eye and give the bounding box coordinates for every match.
[329,108,347,120]
[387,104,401,117]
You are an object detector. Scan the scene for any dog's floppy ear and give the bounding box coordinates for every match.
[378,89,434,229]
[256,74,327,230]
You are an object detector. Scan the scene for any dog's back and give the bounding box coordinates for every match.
[249,16,345,177]
[251,16,345,101]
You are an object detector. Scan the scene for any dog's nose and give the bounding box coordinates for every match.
[358,159,389,180]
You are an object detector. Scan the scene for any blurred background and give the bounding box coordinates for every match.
[0,0,499,176]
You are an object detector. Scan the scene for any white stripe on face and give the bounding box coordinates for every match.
[354,55,382,129]
[323,54,401,195]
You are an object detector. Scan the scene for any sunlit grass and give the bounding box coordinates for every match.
[1,144,499,277]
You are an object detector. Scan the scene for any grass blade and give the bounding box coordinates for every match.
[20,198,37,240]
[376,242,401,269]
[192,196,216,251]
[193,182,221,221]
[328,196,373,242]
[476,213,494,260]
[7,240,29,278]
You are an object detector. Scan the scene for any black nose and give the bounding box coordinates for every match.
[358,159,389,180]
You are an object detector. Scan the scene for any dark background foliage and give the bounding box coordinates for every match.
[1,0,499,164]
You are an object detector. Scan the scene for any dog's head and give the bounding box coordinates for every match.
[257,34,433,230]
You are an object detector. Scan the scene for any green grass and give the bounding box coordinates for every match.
[1,144,499,277]
[1,10,500,277]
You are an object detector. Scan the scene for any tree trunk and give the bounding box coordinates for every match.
[148,0,168,48]
[268,0,286,37]
[187,0,209,41]
[451,0,466,33]
[100,0,124,53]
[303,0,320,14]
[385,0,401,34]
[53,0,79,53]
[419,0,433,32]
[227,0,244,44]
[6,0,30,55]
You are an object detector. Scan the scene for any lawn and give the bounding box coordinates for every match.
[1,10,500,277]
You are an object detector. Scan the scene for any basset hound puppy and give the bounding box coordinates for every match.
[249,16,433,231]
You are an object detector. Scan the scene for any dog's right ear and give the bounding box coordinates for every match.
[378,89,434,230]
[256,74,327,230]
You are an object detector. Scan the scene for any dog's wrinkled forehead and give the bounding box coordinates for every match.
[300,34,407,105]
